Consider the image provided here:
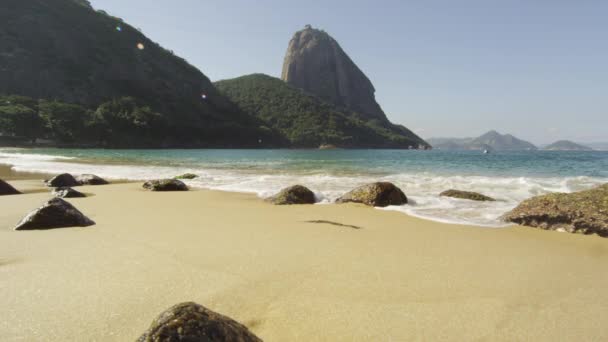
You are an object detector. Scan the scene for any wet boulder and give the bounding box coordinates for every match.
[46,173,80,187]
[53,187,86,198]
[0,179,21,196]
[336,182,407,207]
[143,179,188,192]
[440,189,495,202]
[14,198,95,230]
[174,173,198,180]
[137,302,262,342]
[76,174,109,185]
[502,184,608,237]
[267,185,316,205]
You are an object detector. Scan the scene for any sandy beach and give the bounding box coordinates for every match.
[1,168,608,341]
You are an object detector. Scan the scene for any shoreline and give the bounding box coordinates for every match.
[1,170,608,340]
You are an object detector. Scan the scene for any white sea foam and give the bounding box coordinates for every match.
[1,150,605,227]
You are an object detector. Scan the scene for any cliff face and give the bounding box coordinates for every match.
[281,26,386,121]
[0,0,285,147]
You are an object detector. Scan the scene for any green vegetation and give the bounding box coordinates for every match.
[0,0,285,147]
[215,74,429,148]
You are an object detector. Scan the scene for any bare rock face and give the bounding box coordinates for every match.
[137,302,262,342]
[268,185,316,205]
[14,198,95,230]
[502,184,608,237]
[143,179,188,192]
[76,174,109,185]
[281,26,386,121]
[53,187,86,198]
[440,189,495,202]
[46,173,80,188]
[0,179,21,195]
[337,182,407,207]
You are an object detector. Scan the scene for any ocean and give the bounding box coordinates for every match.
[1,148,607,227]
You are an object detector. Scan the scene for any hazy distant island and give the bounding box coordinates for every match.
[0,1,427,149]
[427,130,537,151]
[542,140,593,151]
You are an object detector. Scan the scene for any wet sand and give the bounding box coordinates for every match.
[1,173,607,341]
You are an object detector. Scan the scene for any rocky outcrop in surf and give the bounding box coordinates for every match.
[143,179,189,191]
[502,184,608,237]
[440,189,495,202]
[337,182,407,207]
[268,185,316,205]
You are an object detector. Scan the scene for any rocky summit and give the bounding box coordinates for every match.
[137,302,262,342]
[502,184,608,237]
[281,25,385,121]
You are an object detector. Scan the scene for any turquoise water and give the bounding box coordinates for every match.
[1,148,607,226]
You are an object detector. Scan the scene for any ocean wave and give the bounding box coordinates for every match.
[0,150,605,227]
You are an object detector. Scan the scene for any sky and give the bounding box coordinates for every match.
[89,0,608,144]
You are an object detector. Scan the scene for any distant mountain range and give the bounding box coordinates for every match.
[542,140,593,151]
[427,131,537,151]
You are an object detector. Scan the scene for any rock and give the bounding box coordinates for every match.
[268,185,316,205]
[137,302,262,342]
[502,184,608,237]
[46,173,80,187]
[14,198,95,230]
[174,173,198,180]
[336,182,407,207]
[143,179,188,192]
[440,189,495,201]
[76,174,109,185]
[281,26,387,121]
[53,187,86,198]
[0,179,21,196]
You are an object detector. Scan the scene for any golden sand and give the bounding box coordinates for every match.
[1,173,607,341]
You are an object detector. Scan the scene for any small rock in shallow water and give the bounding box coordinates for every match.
[143,179,188,192]
[0,179,21,196]
[46,173,80,187]
[173,173,198,180]
[268,185,316,205]
[76,174,109,185]
[336,182,407,207]
[14,198,95,230]
[440,189,495,201]
[53,187,86,198]
[502,184,608,237]
[137,302,262,342]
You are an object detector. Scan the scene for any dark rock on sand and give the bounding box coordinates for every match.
[143,179,189,192]
[53,187,86,198]
[14,198,95,230]
[268,185,316,205]
[440,189,496,201]
[137,302,262,342]
[0,179,21,195]
[502,184,608,237]
[76,174,109,185]
[46,173,80,187]
[336,182,407,207]
[174,173,198,180]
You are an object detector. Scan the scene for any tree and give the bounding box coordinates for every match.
[39,100,88,143]
[0,95,44,141]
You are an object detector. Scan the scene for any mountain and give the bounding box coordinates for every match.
[543,140,593,151]
[281,25,386,121]
[0,0,285,147]
[586,142,608,151]
[429,131,537,151]
[215,74,429,148]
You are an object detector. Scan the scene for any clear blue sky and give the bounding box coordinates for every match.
[90,0,608,144]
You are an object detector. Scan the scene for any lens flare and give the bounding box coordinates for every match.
[137,43,145,50]
[201,94,207,99]
[116,26,122,32]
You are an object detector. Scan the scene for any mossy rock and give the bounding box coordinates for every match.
[336,182,407,207]
[0,179,21,196]
[268,185,316,205]
[440,189,495,201]
[502,184,608,237]
[143,179,188,192]
[174,173,198,180]
[137,302,262,342]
